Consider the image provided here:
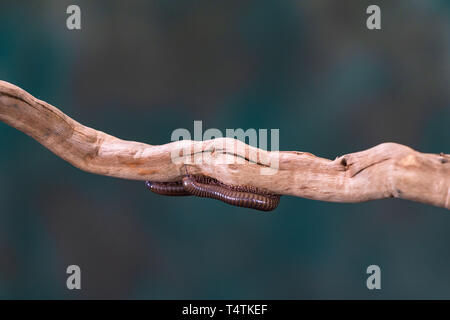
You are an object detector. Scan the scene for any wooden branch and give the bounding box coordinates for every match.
[0,80,449,209]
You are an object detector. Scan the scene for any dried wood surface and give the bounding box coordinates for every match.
[0,80,448,209]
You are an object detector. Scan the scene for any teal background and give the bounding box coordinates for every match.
[0,0,449,299]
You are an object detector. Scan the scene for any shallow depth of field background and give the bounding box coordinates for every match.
[0,0,449,299]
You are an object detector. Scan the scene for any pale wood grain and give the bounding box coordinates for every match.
[1,80,448,209]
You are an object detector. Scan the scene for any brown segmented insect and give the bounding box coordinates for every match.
[145,167,281,211]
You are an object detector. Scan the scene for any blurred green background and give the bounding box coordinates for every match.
[0,0,449,299]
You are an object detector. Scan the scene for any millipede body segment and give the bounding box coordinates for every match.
[145,180,191,196]
[145,172,281,211]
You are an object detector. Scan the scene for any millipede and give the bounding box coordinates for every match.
[145,180,191,196]
[145,167,281,211]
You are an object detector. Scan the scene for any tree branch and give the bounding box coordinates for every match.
[0,80,448,209]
